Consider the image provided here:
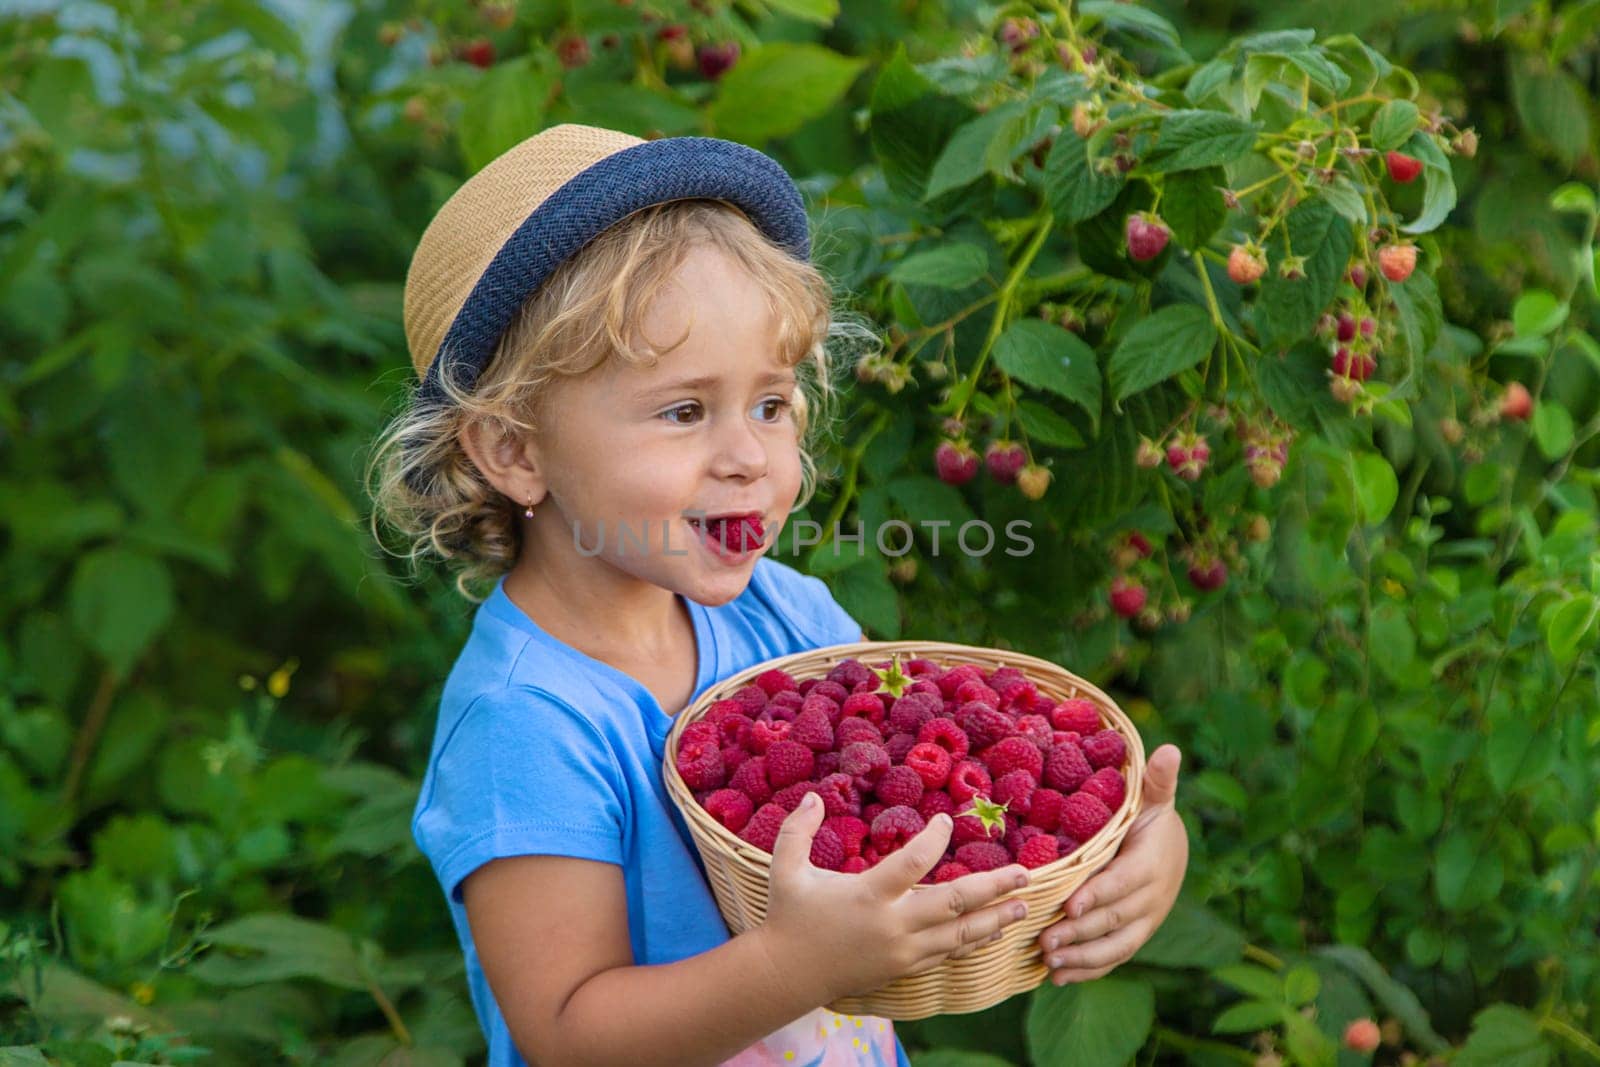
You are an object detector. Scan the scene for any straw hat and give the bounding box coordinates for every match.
[402,123,812,411]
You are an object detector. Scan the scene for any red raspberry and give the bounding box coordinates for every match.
[840,692,887,727]
[1060,792,1113,840]
[739,802,788,852]
[835,717,884,748]
[769,689,805,714]
[934,440,980,485]
[1343,1019,1381,1053]
[917,789,955,824]
[682,720,719,747]
[1125,211,1171,262]
[954,679,1001,707]
[862,802,885,825]
[952,809,1001,845]
[1014,714,1053,752]
[904,742,954,791]
[1081,767,1126,811]
[1044,742,1093,792]
[992,769,1036,817]
[765,739,815,788]
[702,789,753,833]
[1081,729,1126,770]
[790,709,834,752]
[1056,833,1082,856]
[721,745,750,775]
[996,680,1039,713]
[728,756,771,805]
[1052,730,1080,747]
[984,440,1028,485]
[1378,242,1417,282]
[933,861,972,883]
[811,679,851,705]
[1018,834,1060,869]
[809,825,845,871]
[825,659,873,690]
[1005,822,1045,855]
[935,664,985,699]
[947,760,993,806]
[747,718,789,754]
[1227,243,1266,284]
[1187,555,1229,592]
[772,781,818,811]
[797,694,838,725]
[1050,698,1100,735]
[982,737,1044,783]
[459,37,496,68]
[1025,787,1065,832]
[1385,150,1423,183]
[840,740,890,790]
[823,814,869,858]
[754,668,798,697]
[958,702,1013,749]
[731,684,768,714]
[1109,577,1147,619]
[870,805,926,854]
[885,731,917,764]
[906,658,941,678]
[676,735,725,790]
[954,841,1010,873]
[841,856,869,874]
[888,691,941,734]
[815,751,841,778]
[1331,346,1377,383]
[705,710,752,750]
[1500,381,1534,421]
[875,764,925,808]
[988,666,1027,690]
[916,717,970,762]
[816,772,862,818]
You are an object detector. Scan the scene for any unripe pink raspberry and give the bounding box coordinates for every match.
[1108,576,1147,619]
[1125,211,1171,262]
[1343,1018,1381,1053]
[934,440,980,485]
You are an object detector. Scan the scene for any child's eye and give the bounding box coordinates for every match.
[755,396,793,421]
[661,402,702,425]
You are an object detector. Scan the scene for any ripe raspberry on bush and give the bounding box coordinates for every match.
[934,440,980,485]
[1109,576,1147,619]
[1125,211,1171,261]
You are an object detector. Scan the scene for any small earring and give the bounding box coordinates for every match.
[523,496,536,519]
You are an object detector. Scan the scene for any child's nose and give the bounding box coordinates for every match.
[709,412,769,479]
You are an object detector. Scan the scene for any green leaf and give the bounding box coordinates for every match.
[1313,945,1449,1053]
[1369,603,1417,685]
[1043,130,1125,225]
[829,561,900,639]
[889,244,991,289]
[192,914,421,992]
[1161,168,1227,249]
[1257,199,1355,349]
[68,547,174,680]
[1510,55,1590,168]
[1026,976,1155,1067]
[869,47,976,202]
[1548,182,1597,215]
[1544,595,1596,663]
[1513,292,1564,343]
[1079,0,1183,54]
[1146,111,1260,172]
[103,378,205,517]
[458,55,558,172]
[886,475,976,529]
[1389,272,1443,362]
[1351,453,1398,525]
[1454,1005,1552,1067]
[1212,1000,1285,1033]
[1213,964,1282,1002]
[1107,304,1217,403]
[709,44,866,145]
[924,103,1029,200]
[1532,400,1574,459]
[1369,100,1419,151]
[1397,131,1457,235]
[1283,965,1320,1006]
[1015,399,1086,449]
[1131,896,1247,969]
[760,0,839,24]
[992,318,1102,426]
[1435,829,1505,911]
[1487,709,1561,795]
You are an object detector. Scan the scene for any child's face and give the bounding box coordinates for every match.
[528,243,805,606]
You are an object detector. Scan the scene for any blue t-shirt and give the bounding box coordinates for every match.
[412,556,914,1067]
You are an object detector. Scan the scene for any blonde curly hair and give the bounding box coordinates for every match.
[366,198,879,602]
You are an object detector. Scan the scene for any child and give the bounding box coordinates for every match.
[368,124,1038,1066]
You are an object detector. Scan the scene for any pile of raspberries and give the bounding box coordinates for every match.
[674,655,1128,884]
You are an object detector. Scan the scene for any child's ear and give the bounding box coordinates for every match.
[458,416,547,508]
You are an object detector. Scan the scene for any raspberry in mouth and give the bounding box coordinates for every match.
[687,513,765,554]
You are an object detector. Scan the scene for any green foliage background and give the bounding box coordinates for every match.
[1,1,1597,1065]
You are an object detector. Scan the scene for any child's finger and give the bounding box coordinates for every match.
[864,813,953,896]
[769,793,826,878]
[903,863,1029,928]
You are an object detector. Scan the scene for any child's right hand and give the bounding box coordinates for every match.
[756,793,1032,1005]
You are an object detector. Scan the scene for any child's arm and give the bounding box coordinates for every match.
[465,799,1031,1067]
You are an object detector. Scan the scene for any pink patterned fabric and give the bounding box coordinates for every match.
[723,1007,902,1066]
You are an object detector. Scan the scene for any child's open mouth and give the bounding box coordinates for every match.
[686,512,765,560]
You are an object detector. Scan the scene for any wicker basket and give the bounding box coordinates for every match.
[662,640,1145,1021]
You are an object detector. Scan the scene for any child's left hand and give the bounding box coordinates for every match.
[1035,744,1188,985]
